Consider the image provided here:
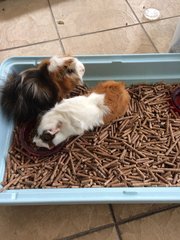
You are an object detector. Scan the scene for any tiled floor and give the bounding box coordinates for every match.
[0,0,180,239]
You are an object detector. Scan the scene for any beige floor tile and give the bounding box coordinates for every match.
[120,207,180,240]
[62,25,156,55]
[0,0,58,50]
[0,41,63,62]
[113,204,172,221]
[143,17,180,52]
[74,227,118,240]
[128,0,180,22]
[0,205,112,240]
[50,0,138,38]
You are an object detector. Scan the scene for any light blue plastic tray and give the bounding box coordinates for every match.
[0,54,180,205]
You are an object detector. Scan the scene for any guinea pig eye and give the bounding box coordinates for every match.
[67,68,75,74]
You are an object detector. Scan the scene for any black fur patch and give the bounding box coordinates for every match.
[0,67,58,123]
[41,130,54,142]
[40,130,55,149]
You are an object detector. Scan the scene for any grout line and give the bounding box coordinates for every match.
[1,1,176,53]
[0,39,59,52]
[58,12,180,41]
[140,24,159,52]
[142,14,180,24]
[54,205,180,240]
[61,23,141,40]
[125,0,159,52]
[109,205,123,240]
[117,204,180,226]
[47,0,66,54]
[141,15,180,53]
[126,0,180,24]
[54,223,115,240]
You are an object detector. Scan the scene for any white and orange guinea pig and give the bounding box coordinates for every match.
[0,56,85,123]
[33,81,130,149]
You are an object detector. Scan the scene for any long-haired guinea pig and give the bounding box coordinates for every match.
[33,80,130,149]
[0,56,85,123]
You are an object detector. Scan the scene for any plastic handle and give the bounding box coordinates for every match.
[123,190,138,195]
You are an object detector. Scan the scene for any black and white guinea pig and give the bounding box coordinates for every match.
[0,56,85,123]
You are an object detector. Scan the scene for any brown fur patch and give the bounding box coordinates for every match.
[92,80,130,124]
[48,58,81,100]
[39,57,81,99]
[38,59,50,71]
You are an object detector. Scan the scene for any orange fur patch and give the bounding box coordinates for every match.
[92,80,130,124]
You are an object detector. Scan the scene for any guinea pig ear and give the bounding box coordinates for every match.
[38,59,50,73]
[64,59,74,67]
[47,121,62,135]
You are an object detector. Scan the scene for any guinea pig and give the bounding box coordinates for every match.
[0,56,85,123]
[33,80,130,149]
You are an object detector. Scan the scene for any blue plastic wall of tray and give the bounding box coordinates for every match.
[0,54,180,205]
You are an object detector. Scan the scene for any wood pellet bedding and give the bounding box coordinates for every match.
[1,82,180,190]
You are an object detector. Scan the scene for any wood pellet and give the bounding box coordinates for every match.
[1,82,180,190]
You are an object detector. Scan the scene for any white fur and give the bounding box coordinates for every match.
[33,93,109,149]
[33,136,49,149]
[48,56,85,82]
[74,58,85,82]
[48,56,64,72]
